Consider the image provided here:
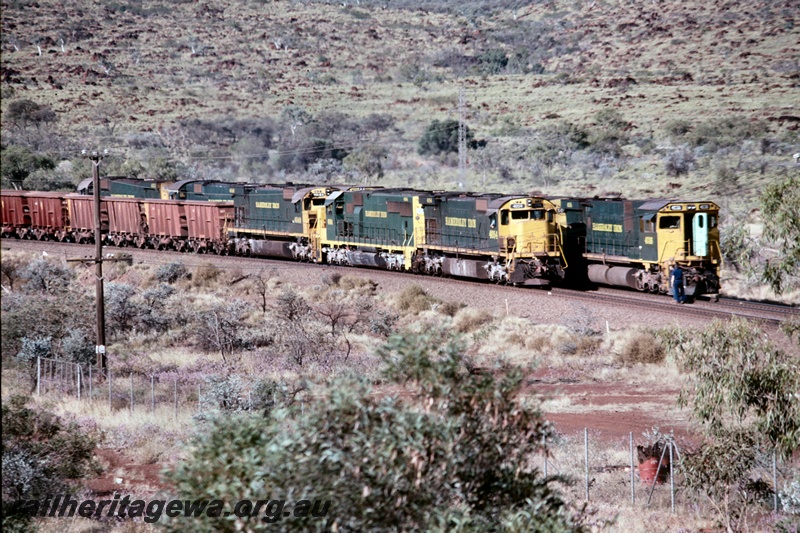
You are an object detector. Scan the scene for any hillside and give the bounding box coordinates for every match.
[1,0,798,201]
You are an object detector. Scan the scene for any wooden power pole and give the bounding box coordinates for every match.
[89,152,106,370]
[67,150,129,371]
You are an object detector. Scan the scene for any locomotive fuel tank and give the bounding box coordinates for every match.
[587,265,640,290]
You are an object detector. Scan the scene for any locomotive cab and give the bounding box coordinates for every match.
[656,201,721,296]
[488,197,565,284]
[496,198,559,256]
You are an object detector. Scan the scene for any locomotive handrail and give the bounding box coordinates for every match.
[708,239,722,262]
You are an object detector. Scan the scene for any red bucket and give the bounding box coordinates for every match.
[638,457,669,484]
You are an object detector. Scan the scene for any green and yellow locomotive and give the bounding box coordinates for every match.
[320,189,567,285]
[553,197,721,298]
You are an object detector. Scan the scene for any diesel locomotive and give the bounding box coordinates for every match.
[1,178,722,299]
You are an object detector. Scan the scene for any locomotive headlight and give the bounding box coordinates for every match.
[527,199,532,206]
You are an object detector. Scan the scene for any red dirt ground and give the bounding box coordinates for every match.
[87,448,168,497]
[82,378,694,496]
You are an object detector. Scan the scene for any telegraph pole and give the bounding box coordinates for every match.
[89,151,107,370]
[67,150,112,370]
[458,87,467,190]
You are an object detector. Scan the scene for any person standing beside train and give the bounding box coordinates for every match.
[670,263,685,304]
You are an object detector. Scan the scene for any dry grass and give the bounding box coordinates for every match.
[473,317,603,368]
[1,0,796,219]
[189,262,223,289]
[39,395,195,434]
[452,307,494,333]
[395,284,441,314]
[3,0,796,133]
[604,329,667,366]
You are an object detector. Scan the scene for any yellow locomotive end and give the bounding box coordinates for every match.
[656,201,721,296]
[492,197,566,284]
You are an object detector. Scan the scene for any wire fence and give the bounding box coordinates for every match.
[15,356,797,515]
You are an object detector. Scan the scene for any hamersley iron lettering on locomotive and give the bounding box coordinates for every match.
[1,179,721,300]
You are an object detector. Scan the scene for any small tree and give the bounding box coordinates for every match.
[665,318,800,531]
[248,268,277,313]
[418,118,477,156]
[343,145,388,182]
[5,99,57,132]
[0,145,55,189]
[194,299,253,360]
[760,175,800,295]
[105,282,142,336]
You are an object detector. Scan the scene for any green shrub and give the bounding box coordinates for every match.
[477,48,508,74]
[1,396,98,530]
[369,309,398,337]
[19,258,74,294]
[166,330,584,531]
[418,119,482,156]
[1,291,93,360]
[760,175,800,295]
[685,116,769,151]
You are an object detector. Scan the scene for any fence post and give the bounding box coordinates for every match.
[151,376,155,412]
[36,357,41,397]
[77,365,81,400]
[89,366,93,404]
[584,428,589,501]
[108,369,112,412]
[174,378,178,422]
[630,432,635,505]
[543,434,548,478]
[130,373,134,414]
[670,443,675,513]
[773,450,778,512]
[647,444,669,505]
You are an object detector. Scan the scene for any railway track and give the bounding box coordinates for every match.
[3,238,796,328]
[550,287,796,328]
